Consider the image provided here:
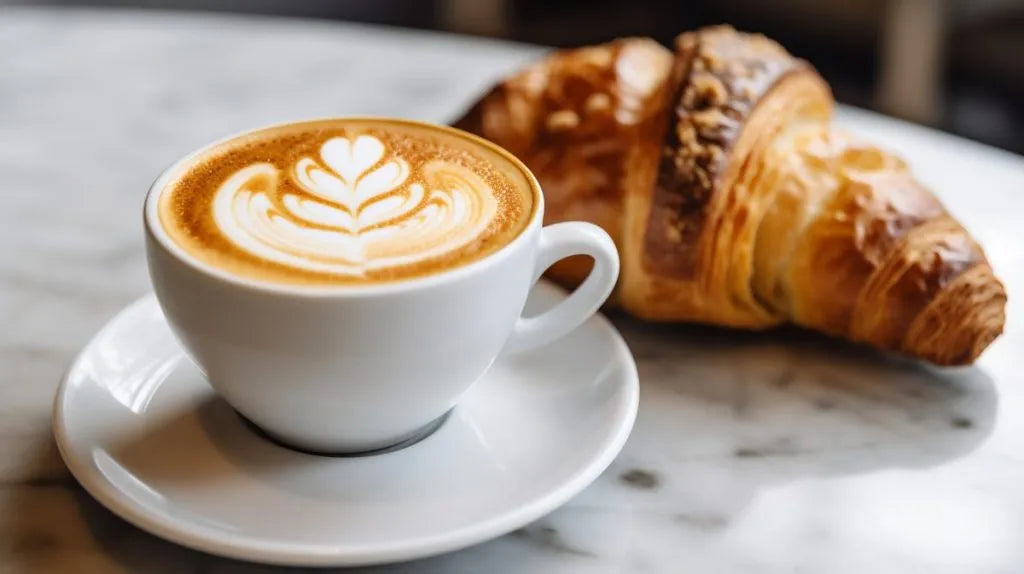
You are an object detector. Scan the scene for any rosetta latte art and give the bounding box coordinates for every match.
[212,134,499,276]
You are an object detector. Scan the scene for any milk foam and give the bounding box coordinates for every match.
[211,134,499,276]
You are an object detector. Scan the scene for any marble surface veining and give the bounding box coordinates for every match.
[3,7,1024,573]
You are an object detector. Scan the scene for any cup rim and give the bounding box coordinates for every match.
[143,116,545,298]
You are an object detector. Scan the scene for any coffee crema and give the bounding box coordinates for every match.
[158,119,536,285]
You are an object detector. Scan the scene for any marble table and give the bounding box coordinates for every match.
[3,7,1024,573]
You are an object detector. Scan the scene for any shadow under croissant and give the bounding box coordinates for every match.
[610,311,998,468]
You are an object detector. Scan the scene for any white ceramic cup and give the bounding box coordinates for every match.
[143,118,619,453]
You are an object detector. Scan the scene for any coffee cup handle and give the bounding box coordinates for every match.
[503,222,620,354]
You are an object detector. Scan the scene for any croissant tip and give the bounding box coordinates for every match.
[903,267,1007,366]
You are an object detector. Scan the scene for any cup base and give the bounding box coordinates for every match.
[234,409,453,457]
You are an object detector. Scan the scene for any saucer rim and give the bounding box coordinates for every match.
[52,288,639,567]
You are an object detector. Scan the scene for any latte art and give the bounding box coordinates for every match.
[157,119,535,285]
[214,134,498,276]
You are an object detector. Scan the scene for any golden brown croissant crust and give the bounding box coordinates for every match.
[456,37,675,287]
[456,26,1006,365]
[637,27,833,328]
[649,27,817,279]
[768,128,1005,365]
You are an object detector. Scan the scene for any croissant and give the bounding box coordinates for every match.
[456,26,1006,366]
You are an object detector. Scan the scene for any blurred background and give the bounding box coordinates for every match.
[4,0,1024,153]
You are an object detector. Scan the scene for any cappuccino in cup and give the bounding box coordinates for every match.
[145,117,618,453]
[158,118,535,285]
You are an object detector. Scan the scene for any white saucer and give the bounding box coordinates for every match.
[53,282,639,567]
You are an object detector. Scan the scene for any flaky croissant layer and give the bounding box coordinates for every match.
[456,26,1006,366]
